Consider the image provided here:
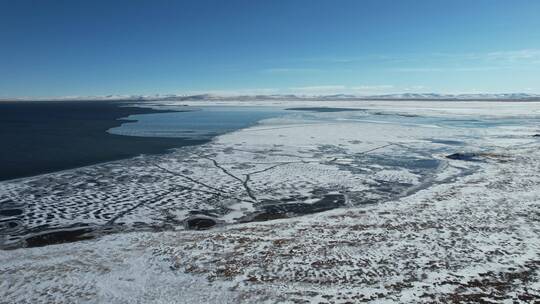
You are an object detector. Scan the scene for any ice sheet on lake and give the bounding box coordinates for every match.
[1,100,540,303]
[0,106,506,248]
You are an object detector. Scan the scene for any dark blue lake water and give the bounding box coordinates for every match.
[0,102,286,181]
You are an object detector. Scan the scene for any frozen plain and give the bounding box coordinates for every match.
[1,100,540,303]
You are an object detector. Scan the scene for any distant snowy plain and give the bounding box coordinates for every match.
[1,100,540,303]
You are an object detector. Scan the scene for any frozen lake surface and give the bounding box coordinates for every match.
[1,100,540,303]
[2,102,539,249]
[109,106,288,139]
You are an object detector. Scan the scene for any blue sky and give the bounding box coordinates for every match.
[1,0,540,97]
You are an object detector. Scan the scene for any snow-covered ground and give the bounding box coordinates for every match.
[1,100,540,303]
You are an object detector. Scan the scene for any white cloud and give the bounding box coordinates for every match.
[287,84,425,95]
[390,66,535,73]
[484,49,540,62]
[289,85,346,94]
[184,88,281,96]
[299,49,540,65]
[261,68,321,74]
[299,55,398,64]
[350,85,395,91]
[402,85,426,91]
[416,49,540,63]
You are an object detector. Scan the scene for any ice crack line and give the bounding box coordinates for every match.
[152,163,242,200]
[105,187,177,226]
[227,147,308,160]
[203,157,258,202]
[242,162,297,201]
[105,182,242,226]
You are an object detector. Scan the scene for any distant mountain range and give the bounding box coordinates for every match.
[2,93,540,102]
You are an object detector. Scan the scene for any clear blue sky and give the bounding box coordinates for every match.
[1,0,540,97]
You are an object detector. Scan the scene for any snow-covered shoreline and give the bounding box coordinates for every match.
[2,144,539,303]
[1,101,540,303]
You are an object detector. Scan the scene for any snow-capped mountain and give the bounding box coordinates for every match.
[2,93,540,102]
[368,93,540,100]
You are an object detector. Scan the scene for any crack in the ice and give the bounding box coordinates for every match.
[241,122,342,132]
[227,147,308,160]
[203,157,258,202]
[152,164,241,200]
[105,187,177,225]
[104,181,240,226]
[243,162,297,202]
[203,157,245,184]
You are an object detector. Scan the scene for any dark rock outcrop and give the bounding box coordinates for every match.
[446,152,480,161]
[184,215,217,230]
